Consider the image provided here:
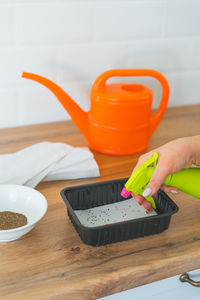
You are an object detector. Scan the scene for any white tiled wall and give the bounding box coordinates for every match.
[0,0,200,129]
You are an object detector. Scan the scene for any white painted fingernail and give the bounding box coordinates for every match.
[170,190,178,194]
[142,188,152,197]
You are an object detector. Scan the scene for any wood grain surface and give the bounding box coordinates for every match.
[0,104,200,300]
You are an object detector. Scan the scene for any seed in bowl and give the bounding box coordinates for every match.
[0,211,27,230]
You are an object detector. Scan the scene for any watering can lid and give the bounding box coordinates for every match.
[92,82,152,101]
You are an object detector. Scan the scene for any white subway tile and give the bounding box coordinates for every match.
[166,71,200,106]
[0,0,199,130]
[190,38,200,70]
[127,38,193,72]
[94,2,164,41]
[58,80,91,112]
[164,0,200,37]
[0,5,15,46]
[0,48,57,88]
[15,3,93,45]
[57,42,129,82]
[18,86,68,126]
[0,89,19,128]
[18,80,91,127]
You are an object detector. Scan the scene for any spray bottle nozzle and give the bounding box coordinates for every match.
[121,187,131,198]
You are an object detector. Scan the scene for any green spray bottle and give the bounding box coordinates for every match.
[121,152,200,209]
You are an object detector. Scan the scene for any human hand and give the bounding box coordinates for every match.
[131,136,200,211]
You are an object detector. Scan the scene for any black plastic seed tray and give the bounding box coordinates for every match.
[60,178,178,246]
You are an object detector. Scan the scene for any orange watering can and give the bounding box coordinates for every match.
[22,69,169,155]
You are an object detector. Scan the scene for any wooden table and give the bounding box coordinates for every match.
[0,104,200,300]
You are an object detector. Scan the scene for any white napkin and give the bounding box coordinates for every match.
[0,142,100,188]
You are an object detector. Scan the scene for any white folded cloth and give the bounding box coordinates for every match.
[0,142,100,188]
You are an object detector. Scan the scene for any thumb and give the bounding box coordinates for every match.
[142,162,170,198]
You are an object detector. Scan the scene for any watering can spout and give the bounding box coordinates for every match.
[22,72,89,139]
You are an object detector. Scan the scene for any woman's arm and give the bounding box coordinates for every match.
[131,136,200,211]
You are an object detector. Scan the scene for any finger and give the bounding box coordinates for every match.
[131,193,153,211]
[142,200,153,212]
[143,160,170,198]
[161,184,179,194]
[132,194,144,205]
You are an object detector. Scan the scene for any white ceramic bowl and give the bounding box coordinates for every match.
[0,184,48,242]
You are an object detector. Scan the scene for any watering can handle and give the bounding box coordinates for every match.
[93,69,170,137]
